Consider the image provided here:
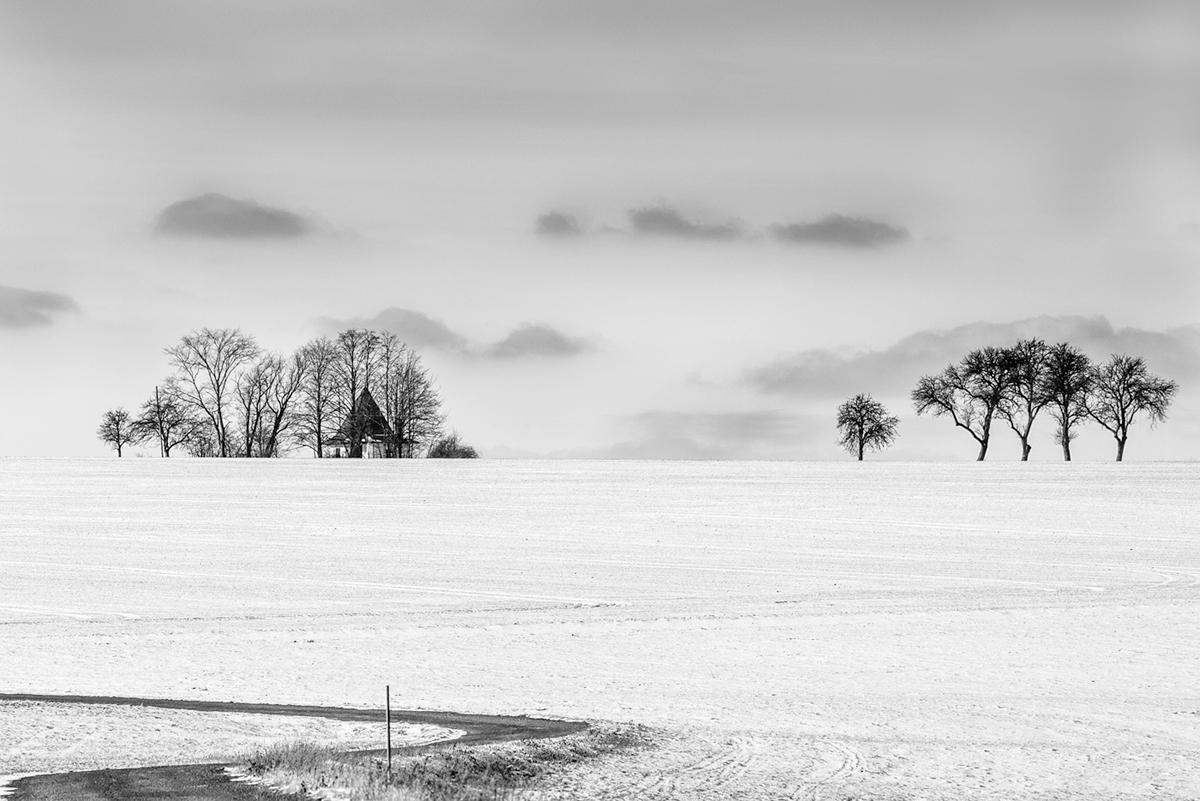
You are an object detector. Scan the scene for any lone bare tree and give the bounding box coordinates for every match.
[1085,354,1178,461]
[912,346,1015,460]
[135,383,203,457]
[836,394,899,460]
[997,338,1051,461]
[166,328,261,457]
[97,407,141,456]
[1042,343,1093,461]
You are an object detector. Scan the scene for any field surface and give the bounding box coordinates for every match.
[1,458,1198,799]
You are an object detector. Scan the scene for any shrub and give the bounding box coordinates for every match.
[427,431,479,459]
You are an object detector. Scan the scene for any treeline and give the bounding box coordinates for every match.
[840,340,1177,461]
[97,327,478,458]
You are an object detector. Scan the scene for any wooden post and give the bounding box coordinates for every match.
[386,684,392,772]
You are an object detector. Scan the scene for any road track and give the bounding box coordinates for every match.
[0,693,586,801]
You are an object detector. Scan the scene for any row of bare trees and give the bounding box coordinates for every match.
[99,327,466,458]
[911,340,1177,461]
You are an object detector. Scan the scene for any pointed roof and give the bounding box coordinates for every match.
[335,388,392,441]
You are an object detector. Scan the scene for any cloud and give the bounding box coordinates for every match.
[628,205,745,240]
[577,410,815,459]
[155,193,312,238]
[542,205,906,246]
[536,211,584,236]
[772,215,908,247]
[325,307,471,353]
[0,286,79,328]
[486,323,590,359]
[748,316,1200,400]
[319,310,590,360]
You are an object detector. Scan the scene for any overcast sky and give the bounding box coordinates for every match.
[1,1,1197,460]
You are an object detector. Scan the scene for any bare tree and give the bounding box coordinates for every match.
[261,350,307,457]
[331,328,381,457]
[134,383,203,457]
[380,348,443,457]
[233,351,307,457]
[186,424,218,457]
[234,358,272,457]
[294,336,339,457]
[835,394,899,460]
[1042,343,1093,461]
[376,330,407,444]
[912,346,1015,460]
[1085,354,1178,461]
[97,407,142,456]
[997,338,1051,461]
[166,328,261,457]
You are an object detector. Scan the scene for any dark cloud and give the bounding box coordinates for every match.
[155,193,311,239]
[628,205,744,240]
[0,285,79,328]
[536,211,584,236]
[547,205,905,246]
[486,323,590,359]
[319,307,470,353]
[772,215,908,247]
[748,316,1200,400]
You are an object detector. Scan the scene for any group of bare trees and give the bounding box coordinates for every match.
[99,327,470,458]
[835,341,1177,461]
[910,340,1177,461]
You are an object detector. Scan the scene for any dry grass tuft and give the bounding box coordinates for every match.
[242,724,652,800]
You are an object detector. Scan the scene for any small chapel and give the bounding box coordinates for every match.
[325,388,395,458]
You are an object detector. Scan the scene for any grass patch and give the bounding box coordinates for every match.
[242,723,652,800]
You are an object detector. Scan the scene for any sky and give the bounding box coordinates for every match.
[1,0,1197,460]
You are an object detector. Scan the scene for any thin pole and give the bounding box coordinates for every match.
[386,684,392,772]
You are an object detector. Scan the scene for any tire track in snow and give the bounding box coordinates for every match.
[591,734,758,800]
[791,740,862,801]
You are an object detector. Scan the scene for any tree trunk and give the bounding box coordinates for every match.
[1061,440,1071,461]
[976,415,992,461]
[1116,437,1126,462]
[857,440,864,461]
[1019,439,1031,461]
[155,387,165,458]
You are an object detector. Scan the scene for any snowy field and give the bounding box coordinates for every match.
[1,458,1198,799]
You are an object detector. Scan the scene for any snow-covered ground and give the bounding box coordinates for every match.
[1,458,1197,799]
[0,700,448,776]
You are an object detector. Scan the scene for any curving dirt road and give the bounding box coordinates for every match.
[0,693,587,801]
